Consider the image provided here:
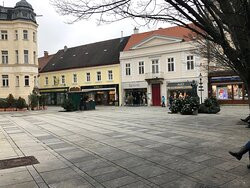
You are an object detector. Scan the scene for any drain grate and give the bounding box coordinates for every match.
[0,156,39,170]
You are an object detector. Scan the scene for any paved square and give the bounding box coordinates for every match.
[0,106,249,188]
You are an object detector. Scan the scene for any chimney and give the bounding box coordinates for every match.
[64,45,68,52]
[121,31,123,38]
[133,27,139,34]
[44,51,48,58]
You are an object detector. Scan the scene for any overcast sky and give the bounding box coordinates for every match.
[5,0,170,57]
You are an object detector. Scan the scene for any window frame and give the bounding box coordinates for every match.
[2,75,9,87]
[23,30,28,40]
[97,71,102,81]
[24,75,29,86]
[0,30,8,40]
[125,63,131,76]
[24,50,29,64]
[108,70,113,81]
[86,72,91,82]
[187,55,195,70]
[167,57,175,72]
[61,75,65,84]
[73,74,77,83]
[152,59,159,74]
[139,61,144,75]
[1,51,8,64]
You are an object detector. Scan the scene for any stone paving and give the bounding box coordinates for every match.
[0,106,249,188]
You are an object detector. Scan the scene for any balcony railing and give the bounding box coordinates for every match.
[145,72,165,80]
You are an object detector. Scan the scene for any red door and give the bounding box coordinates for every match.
[152,84,161,106]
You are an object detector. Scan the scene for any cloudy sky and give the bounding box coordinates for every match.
[5,0,170,57]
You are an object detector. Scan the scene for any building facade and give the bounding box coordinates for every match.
[39,37,130,106]
[120,26,208,106]
[0,0,38,101]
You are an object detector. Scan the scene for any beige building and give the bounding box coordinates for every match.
[120,26,208,106]
[0,0,38,101]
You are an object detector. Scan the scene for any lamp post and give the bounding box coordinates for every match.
[199,73,204,104]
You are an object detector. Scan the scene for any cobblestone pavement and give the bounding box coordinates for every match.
[0,106,249,188]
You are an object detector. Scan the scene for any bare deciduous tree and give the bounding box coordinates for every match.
[51,0,250,111]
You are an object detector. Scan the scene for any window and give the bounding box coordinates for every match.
[125,63,131,76]
[24,50,29,64]
[33,51,36,64]
[34,76,37,87]
[139,61,144,74]
[61,75,65,84]
[23,30,28,40]
[73,74,77,83]
[97,71,101,81]
[24,76,29,86]
[2,75,9,87]
[152,59,159,73]
[45,77,48,85]
[15,30,18,40]
[0,30,8,40]
[187,55,194,70]
[15,50,19,64]
[86,72,90,82]
[33,32,36,42]
[16,76,19,87]
[108,70,113,80]
[1,51,8,64]
[167,57,175,72]
[53,76,57,85]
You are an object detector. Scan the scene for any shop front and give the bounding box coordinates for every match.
[122,82,148,106]
[39,87,68,105]
[80,84,119,106]
[209,75,248,104]
[167,81,193,99]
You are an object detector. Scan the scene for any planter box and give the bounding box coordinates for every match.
[0,108,5,112]
[5,108,16,111]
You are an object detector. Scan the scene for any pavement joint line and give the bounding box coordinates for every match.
[31,114,212,187]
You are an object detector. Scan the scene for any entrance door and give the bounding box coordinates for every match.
[152,84,161,106]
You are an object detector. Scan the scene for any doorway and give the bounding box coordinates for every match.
[152,84,161,106]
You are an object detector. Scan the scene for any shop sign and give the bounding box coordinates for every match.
[167,82,192,87]
[123,82,147,89]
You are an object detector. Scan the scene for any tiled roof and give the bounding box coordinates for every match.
[124,24,196,51]
[40,36,130,73]
[38,55,54,73]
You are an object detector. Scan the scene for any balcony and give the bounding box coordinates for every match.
[145,72,165,84]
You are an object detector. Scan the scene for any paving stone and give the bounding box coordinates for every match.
[40,167,81,184]
[93,170,128,183]
[49,178,93,188]
[190,167,237,186]
[148,171,182,185]
[129,164,167,179]
[0,181,38,188]
[102,176,137,188]
[0,170,33,187]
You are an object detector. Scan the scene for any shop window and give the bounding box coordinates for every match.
[212,85,217,97]
[233,84,243,100]
[216,85,232,100]
[126,63,131,76]
[187,55,194,70]
[139,61,144,74]
[167,57,175,72]
[1,51,8,64]
[24,76,29,86]
[0,30,8,40]
[2,75,9,87]
[152,59,159,73]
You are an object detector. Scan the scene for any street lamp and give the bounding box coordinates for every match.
[199,73,204,104]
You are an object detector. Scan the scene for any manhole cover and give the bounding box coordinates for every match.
[0,156,39,170]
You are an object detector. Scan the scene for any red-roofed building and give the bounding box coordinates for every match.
[120,25,208,106]
[38,51,54,73]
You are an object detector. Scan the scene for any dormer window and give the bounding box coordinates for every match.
[22,11,28,17]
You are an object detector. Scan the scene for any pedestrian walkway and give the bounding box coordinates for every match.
[0,106,249,188]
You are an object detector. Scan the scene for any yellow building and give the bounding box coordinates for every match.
[39,37,130,106]
[0,0,38,101]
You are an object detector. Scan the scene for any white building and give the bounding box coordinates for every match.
[120,26,208,106]
[0,0,38,101]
